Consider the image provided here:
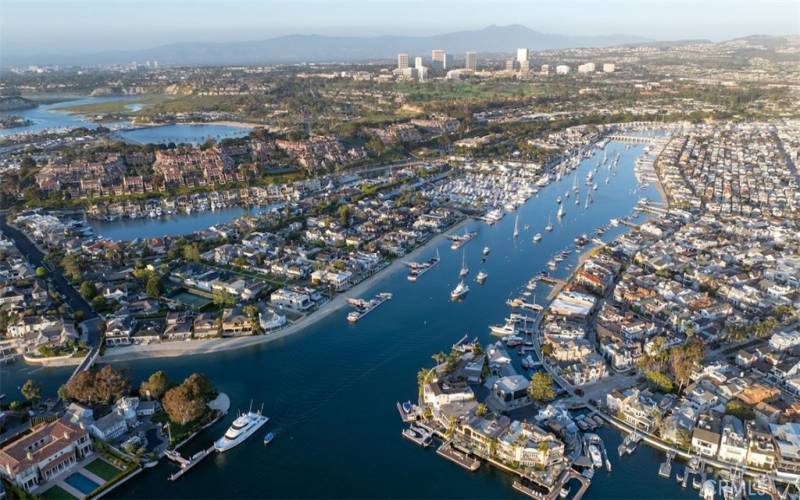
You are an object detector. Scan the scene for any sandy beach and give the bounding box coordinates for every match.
[100,218,470,363]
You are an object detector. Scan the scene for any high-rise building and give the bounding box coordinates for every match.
[540,64,550,75]
[516,48,529,65]
[415,56,424,70]
[603,63,616,73]
[505,58,515,72]
[556,65,570,75]
[577,62,596,74]
[465,52,477,71]
[397,53,409,70]
[519,60,530,73]
[432,49,448,70]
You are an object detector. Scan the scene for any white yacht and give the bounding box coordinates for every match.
[450,280,469,300]
[513,215,520,238]
[545,216,554,232]
[476,271,488,284]
[533,233,542,243]
[589,444,603,468]
[557,204,565,218]
[214,408,269,452]
[483,246,490,256]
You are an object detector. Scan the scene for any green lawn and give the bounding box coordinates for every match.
[85,458,122,481]
[42,485,78,500]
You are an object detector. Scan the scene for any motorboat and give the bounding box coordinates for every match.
[450,280,469,300]
[476,271,488,284]
[533,233,542,243]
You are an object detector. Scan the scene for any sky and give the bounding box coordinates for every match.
[1,0,798,56]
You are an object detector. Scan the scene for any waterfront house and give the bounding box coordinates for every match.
[607,388,660,432]
[746,428,777,469]
[221,307,253,336]
[163,311,194,341]
[496,420,565,469]
[769,327,800,351]
[270,287,314,312]
[718,415,748,464]
[456,414,511,457]
[0,420,92,492]
[193,313,220,338]
[104,314,134,346]
[691,426,721,458]
[258,308,286,332]
[769,422,800,475]
[132,319,163,345]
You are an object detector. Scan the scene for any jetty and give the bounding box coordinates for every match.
[166,446,215,481]
[436,442,480,471]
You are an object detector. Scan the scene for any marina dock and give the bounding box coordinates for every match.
[436,442,481,471]
[346,292,392,323]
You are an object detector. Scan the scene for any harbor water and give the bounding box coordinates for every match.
[1,142,695,498]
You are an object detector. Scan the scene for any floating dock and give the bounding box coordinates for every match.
[437,442,480,471]
[658,451,675,479]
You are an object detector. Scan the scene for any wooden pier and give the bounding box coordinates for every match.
[436,442,481,471]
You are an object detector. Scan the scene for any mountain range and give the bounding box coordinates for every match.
[7,25,653,67]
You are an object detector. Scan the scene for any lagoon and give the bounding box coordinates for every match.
[116,123,252,145]
[1,142,694,498]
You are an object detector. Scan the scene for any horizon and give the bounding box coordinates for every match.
[2,0,798,59]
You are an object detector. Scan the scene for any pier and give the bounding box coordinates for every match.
[166,446,215,481]
[436,442,481,471]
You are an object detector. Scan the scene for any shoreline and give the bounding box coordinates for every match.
[100,218,470,363]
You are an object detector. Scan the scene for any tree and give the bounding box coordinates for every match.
[725,399,755,421]
[183,373,216,402]
[145,276,161,298]
[93,365,131,404]
[21,379,42,403]
[35,266,47,279]
[163,384,206,425]
[528,372,555,402]
[60,254,82,281]
[139,371,170,400]
[476,403,488,417]
[79,281,97,300]
[183,244,201,263]
[645,369,674,393]
[212,289,235,307]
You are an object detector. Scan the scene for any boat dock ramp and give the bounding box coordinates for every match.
[165,446,215,481]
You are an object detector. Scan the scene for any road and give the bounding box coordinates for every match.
[0,213,102,355]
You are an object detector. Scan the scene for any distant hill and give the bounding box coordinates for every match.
[0,96,37,111]
[5,25,652,67]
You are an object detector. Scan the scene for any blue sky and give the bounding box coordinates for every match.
[2,0,798,56]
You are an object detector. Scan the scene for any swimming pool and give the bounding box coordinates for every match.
[64,472,100,495]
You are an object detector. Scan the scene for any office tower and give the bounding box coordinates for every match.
[556,65,570,75]
[465,51,477,71]
[432,49,447,70]
[603,63,616,73]
[577,62,596,73]
[505,58,515,72]
[516,48,529,65]
[415,56,424,69]
[519,60,530,73]
[540,64,550,75]
[397,53,409,70]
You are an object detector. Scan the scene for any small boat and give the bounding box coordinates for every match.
[545,216,553,232]
[533,233,542,243]
[692,476,702,490]
[476,271,488,284]
[513,215,520,238]
[263,432,274,445]
[560,486,570,499]
[450,280,469,300]
[482,246,490,256]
